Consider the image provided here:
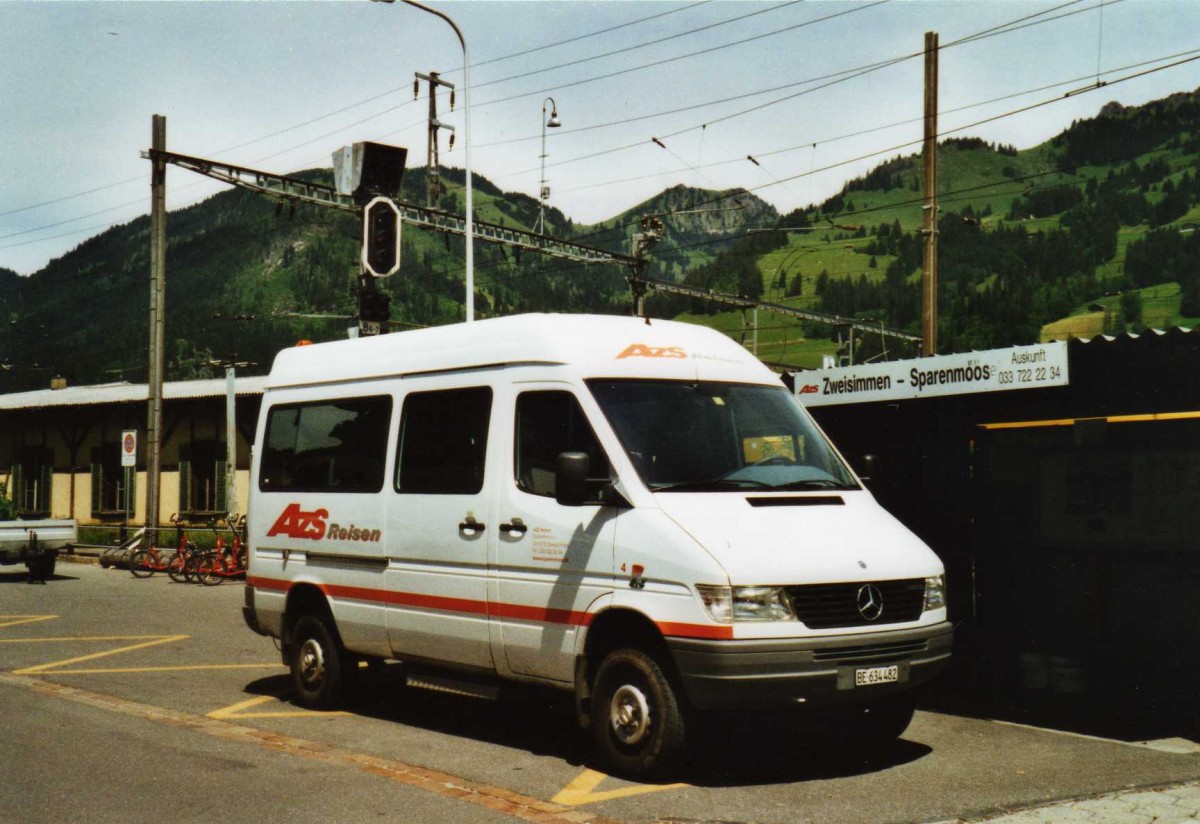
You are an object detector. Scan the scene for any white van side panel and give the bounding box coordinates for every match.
[609,507,733,638]
[489,379,617,683]
[247,382,397,660]
[383,373,497,669]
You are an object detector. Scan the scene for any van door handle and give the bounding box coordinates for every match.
[499,518,527,536]
[458,516,485,535]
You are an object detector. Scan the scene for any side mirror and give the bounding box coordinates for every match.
[860,453,878,484]
[556,452,590,507]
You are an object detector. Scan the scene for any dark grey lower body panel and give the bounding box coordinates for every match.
[667,621,953,709]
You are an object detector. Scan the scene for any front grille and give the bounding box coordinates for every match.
[788,578,926,629]
[812,639,928,663]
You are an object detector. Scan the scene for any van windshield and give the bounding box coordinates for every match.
[586,380,859,493]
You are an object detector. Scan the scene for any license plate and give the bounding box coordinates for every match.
[854,665,899,686]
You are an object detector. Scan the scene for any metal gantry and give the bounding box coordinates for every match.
[640,276,922,343]
[143,149,918,345]
[141,150,635,268]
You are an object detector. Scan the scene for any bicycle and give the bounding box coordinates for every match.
[129,514,195,582]
[128,518,182,579]
[196,514,247,586]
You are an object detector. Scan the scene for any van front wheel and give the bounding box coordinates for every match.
[290,616,352,710]
[591,648,686,779]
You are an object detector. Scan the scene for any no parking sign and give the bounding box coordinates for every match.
[121,430,137,467]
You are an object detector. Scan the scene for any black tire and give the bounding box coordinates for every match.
[591,648,687,780]
[289,615,355,710]
[197,552,222,586]
[165,551,189,583]
[129,549,154,578]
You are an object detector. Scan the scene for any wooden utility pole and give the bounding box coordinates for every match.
[921,31,939,357]
[146,114,167,544]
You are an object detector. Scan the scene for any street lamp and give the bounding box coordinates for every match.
[373,0,475,322]
[536,97,560,235]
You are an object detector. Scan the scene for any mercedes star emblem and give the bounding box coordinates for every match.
[856,583,884,621]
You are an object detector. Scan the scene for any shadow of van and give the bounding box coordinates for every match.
[240,668,933,786]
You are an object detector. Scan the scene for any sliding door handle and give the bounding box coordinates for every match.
[500,518,528,536]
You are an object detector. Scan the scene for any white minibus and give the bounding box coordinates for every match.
[242,313,951,777]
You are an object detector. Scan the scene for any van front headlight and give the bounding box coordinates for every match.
[923,574,946,611]
[696,585,795,623]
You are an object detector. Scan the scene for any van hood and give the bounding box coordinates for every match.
[653,491,943,584]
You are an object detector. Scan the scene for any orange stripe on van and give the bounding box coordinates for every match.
[656,621,735,640]
[247,575,731,640]
[246,575,289,591]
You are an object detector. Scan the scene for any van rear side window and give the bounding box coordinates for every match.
[396,387,492,495]
[260,396,392,492]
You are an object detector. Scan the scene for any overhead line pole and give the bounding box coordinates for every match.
[146,115,167,546]
[416,71,455,209]
[921,30,939,357]
[400,0,474,322]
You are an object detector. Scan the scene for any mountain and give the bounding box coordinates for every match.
[0,169,774,391]
[662,88,1200,366]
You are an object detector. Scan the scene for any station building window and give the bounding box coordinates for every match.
[90,443,136,516]
[10,446,53,516]
[179,440,227,515]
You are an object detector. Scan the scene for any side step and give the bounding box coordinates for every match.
[405,670,501,701]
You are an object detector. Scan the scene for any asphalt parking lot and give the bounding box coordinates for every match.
[1,560,1197,824]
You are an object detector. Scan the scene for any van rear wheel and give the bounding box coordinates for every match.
[290,615,354,710]
[591,648,686,780]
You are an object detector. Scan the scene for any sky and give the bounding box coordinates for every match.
[1,0,1199,276]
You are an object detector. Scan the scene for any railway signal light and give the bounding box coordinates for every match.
[362,197,401,278]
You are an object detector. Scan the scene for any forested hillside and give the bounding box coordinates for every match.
[659,89,1200,366]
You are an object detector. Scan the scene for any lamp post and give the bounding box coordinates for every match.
[536,97,560,235]
[374,0,475,322]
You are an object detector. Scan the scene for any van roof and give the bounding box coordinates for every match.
[266,313,775,390]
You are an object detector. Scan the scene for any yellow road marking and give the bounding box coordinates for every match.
[0,615,58,630]
[43,663,283,675]
[2,617,279,677]
[13,634,189,675]
[207,694,349,720]
[0,635,177,644]
[551,768,687,806]
[0,672,634,824]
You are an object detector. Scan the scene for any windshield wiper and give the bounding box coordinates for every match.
[768,479,859,491]
[650,478,773,492]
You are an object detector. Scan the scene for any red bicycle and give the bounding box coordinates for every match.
[195,514,248,586]
[129,514,194,581]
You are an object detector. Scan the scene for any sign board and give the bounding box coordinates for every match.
[121,430,137,467]
[796,341,1069,407]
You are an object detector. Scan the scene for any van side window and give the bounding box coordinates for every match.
[260,396,392,492]
[515,391,611,499]
[396,387,492,494]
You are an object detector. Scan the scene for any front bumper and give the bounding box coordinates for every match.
[667,621,953,709]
